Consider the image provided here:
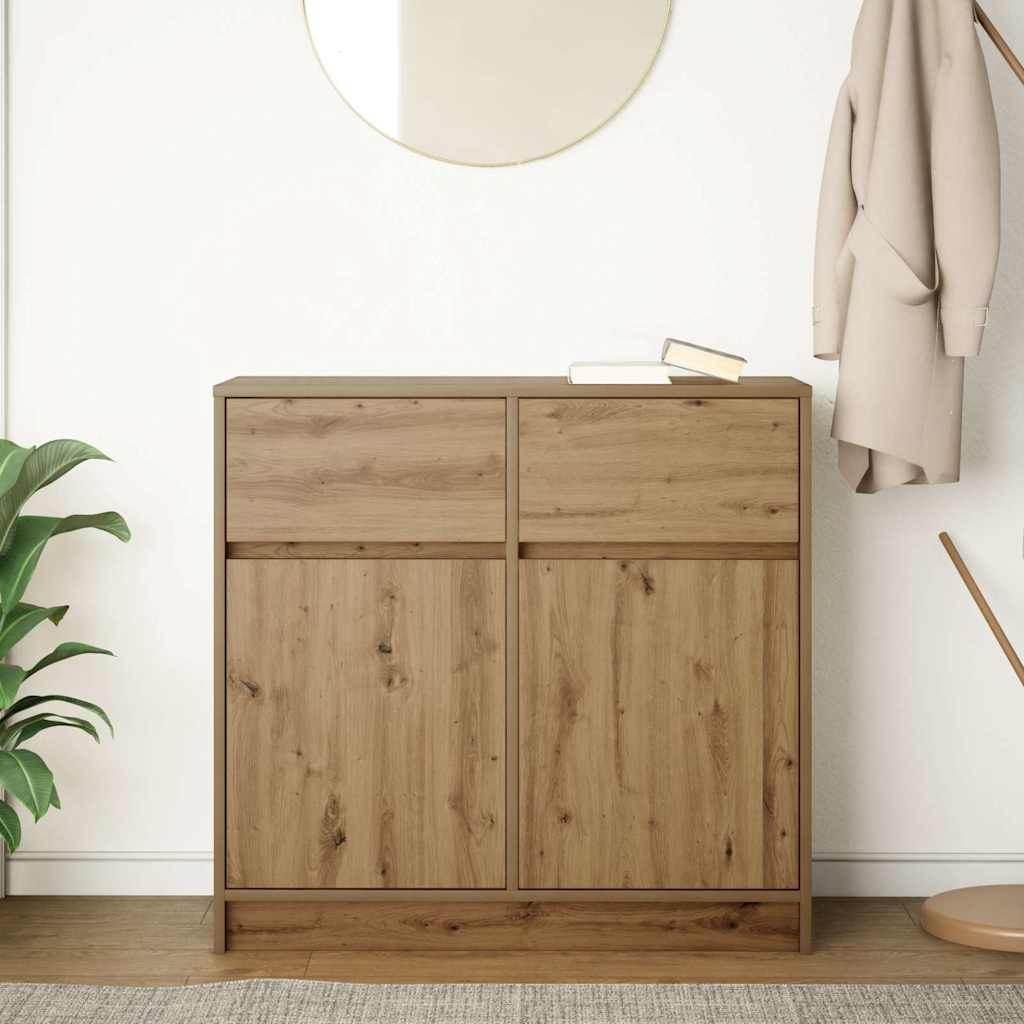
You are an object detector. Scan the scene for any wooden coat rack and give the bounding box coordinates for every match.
[916,9,1022,954]
[976,3,1024,86]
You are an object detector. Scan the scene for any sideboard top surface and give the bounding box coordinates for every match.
[214,376,811,399]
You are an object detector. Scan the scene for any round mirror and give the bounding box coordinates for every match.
[303,1,671,167]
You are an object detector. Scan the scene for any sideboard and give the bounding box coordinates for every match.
[212,376,812,956]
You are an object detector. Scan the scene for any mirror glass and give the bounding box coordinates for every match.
[304,0,671,166]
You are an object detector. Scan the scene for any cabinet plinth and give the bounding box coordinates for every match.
[214,377,812,958]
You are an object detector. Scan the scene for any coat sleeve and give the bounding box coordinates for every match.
[932,10,1001,358]
[813,79,857,361]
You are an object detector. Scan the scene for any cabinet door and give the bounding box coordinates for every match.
[227,559,505,889]
[520,559,798,890]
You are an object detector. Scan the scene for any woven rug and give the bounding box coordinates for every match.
[1,980,1024,1023]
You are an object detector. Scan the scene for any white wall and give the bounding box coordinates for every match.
[4,0,1023,897]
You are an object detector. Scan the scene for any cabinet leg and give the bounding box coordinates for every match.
[213,897,226,953]
[800,894,813,953]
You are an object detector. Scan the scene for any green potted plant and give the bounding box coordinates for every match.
[0,439,129,853]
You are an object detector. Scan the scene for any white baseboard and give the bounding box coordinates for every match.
[4,850,1024,898]
[813,852,1024,897]
[4,851,214,896]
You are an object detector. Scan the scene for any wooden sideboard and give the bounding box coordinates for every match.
[213,376,812,956]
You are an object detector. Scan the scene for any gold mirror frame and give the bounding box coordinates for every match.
[302,0,672,168]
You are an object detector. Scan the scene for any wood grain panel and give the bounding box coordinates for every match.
[519,559,798,890]
[519,398,799,542]
[505,399,520,893]
[225,888,797,904]
[214,396,226,952]
[799,392,813,950]
[762,561,800,888]
[227,542,505,559]
[226,398,505,542]
[215,377,812,399]
[519,543,798,560]
[227,900,799,952]
[227,559,505,889]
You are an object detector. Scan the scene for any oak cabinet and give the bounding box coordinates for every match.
[215,377,811,958]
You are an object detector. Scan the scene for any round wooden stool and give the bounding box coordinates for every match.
[921,885,1024,953]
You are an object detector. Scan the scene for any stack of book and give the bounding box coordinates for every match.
[568,339,747,385]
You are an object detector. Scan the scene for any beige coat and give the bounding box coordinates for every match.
[814,0,1001,493]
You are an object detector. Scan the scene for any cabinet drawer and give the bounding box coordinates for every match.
[519,398,798,543]
[227,398,506,542]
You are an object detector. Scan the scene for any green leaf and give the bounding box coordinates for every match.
[2,710,79,744]
[0,440,112,557]
[0,798,21,852]
[0,513,130,617]
[0,664,26,710]
[54,512,130,544]
[5,712,101,747]
[26,642,114,680]
[0,442,34,501]
[49,783,61,810]
[0,694,113,737]
[0,749,53,821]
[0,603,68,661]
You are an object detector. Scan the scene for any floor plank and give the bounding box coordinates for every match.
[0,897,211,951]
[0,976,191,988]
[0,897,1022,985]
[0,949,310,984]
[814,898,935,950]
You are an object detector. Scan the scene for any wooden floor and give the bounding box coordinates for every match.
[0,898,1022,986]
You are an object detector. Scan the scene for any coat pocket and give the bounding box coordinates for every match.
[847,211,937,306]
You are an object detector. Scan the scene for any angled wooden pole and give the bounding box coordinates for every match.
[939,531,1024,688]
[975,3,1024,87]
